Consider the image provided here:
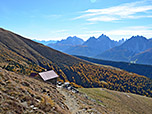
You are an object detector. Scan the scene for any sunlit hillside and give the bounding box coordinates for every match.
[0,28,152,97]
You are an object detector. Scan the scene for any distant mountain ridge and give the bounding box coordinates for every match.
[56,36,84,45]
[82,34,122,54]
[36,34,152,65]
[47,36,84,52]
[96,35,152,65]
[47,34,125,57]
[33,39,57,45]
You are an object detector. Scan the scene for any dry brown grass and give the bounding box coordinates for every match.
[79,88,152,114]
[0,68,70,114]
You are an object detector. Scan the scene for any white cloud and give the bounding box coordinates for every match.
[74,0,152,22]
[87,16,119,22]
[69,25,152,41]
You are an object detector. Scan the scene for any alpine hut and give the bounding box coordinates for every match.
[39,70,59,85]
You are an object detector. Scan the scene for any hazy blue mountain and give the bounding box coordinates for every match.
[64,37,97,57]
[47,36,84,52]
[33,39,57,45]
[118,38,125,45]
[56,36,84,45]
[83,34,120,52]
[64,34,124,57]
[118,36,151,53]
[131,48,152,65]
[96,35,152,65]
[65,45,98,57]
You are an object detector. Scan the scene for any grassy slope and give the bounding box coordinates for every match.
[0,28,152,97]
[79,88,152,114]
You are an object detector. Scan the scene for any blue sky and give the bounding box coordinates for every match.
[1,0,152,41]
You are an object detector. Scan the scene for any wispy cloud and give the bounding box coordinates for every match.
[87,16,119,22]
[105,26,152,38]
[71,25,152,41]
[74,0,152,22]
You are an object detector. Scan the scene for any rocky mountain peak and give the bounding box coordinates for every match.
[56,36,84,45]
[129,35,147,42]
[98,34,110,41]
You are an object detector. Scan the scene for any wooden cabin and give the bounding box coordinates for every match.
[39,70,59,85]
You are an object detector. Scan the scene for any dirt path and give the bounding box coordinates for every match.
[57,88,82,114]
[57,87,108,114]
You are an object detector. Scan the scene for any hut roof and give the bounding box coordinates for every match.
[39,70,59,81]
